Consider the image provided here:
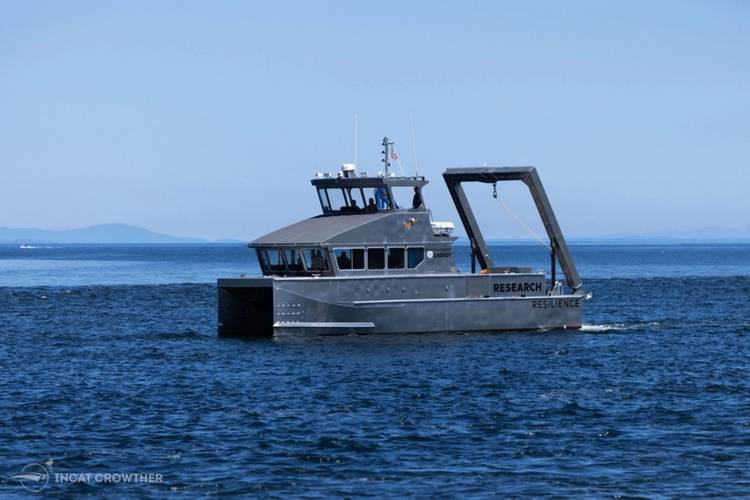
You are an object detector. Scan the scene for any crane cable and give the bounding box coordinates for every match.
[492,181,550,250]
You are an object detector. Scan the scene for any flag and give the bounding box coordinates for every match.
[391,149,398,160]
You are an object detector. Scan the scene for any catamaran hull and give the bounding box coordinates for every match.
[218,276,584,337]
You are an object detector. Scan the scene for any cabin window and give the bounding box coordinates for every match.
[390,186,423,210]
[326,188,348,212]
[317,185,404,214]
[301,248,329,272]
[265,249,286,272]
[387,247,405,269]
[334,248,365,270]
[363,188,381,212]
[283,249,304,272]
[257,250,270,273]
[352,248,365,269]
[407,247,425,268]
[335,249,352,269]
[345,188,367,212]
[318,190,331,213]
[367,247,385,269]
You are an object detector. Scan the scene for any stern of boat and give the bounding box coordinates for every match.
[218,278,274,338]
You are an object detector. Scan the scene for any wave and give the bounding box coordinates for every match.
[579,323,625,332]
[580,321,662,333]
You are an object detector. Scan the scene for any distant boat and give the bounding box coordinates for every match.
[19,243,33,249]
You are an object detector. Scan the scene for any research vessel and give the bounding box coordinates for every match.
[218,138,588,337]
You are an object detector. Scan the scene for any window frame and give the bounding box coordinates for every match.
[351,248,366,270]
[301,247,330,273]
[366,247,386,270]
[324,188,349,212]
[407,246,425,269]
[257,249,271,274]
[318,189,332,213]
[266,248,287,273]
[282,248,305,273]
[373,187,392,211]
[258,247,332,276]
[386,246,406,270]
[313,180,431,215]
[333,247,366,271]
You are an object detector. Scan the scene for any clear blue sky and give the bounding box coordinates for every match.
[2,1,748,240]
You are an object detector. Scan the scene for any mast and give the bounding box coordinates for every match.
[381,136,393,175]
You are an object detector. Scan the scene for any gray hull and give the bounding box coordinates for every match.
[218,274,584,337]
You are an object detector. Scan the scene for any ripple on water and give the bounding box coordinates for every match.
[1,275,750,496]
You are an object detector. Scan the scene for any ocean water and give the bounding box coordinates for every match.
[1,243,749,496]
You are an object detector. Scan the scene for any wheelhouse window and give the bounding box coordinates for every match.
[318,187,371,213]
[324,188,347,213]
[371,187,391,211]
[345,188,366,212]
[257,247,329,276]
[390,186,423,210]
[318,190,331,213]
[316,185,395,214]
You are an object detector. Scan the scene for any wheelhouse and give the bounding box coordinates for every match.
[312,175,428,215]
[250,139,457,279]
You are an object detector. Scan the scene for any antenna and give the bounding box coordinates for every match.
[381,136,393,175]
[409,111,419,176]
[353,112,358,167]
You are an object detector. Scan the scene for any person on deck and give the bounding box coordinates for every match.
[412,187,423,209]
[375,187,388,210]
[366,198,378,212]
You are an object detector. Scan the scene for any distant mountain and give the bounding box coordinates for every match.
[0,224,208,244]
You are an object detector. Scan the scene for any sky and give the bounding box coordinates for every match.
[1,0,748,240]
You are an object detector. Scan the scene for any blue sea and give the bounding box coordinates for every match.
[1,243,749,496]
